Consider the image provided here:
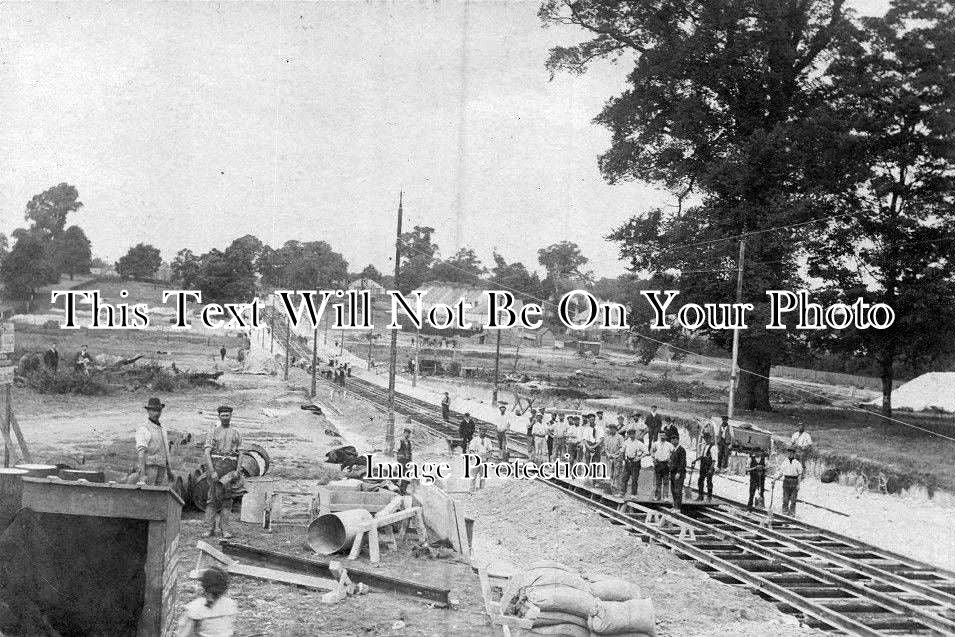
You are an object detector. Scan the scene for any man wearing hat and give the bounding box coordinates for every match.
[774,446,804,516]
[396,426,413,495]
[131,397,173,486]
[601,423,623,492]
[203,405,244,538]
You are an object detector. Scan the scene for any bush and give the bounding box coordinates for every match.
[24,369,107,396]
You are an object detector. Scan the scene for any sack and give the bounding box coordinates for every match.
[530,623,591,636]
[525,585,597,618]
[589,578,641,602]
[588,598,655,636]
[509,568,591,594]
[530,610,589,629]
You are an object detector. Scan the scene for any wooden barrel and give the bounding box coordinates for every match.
[0,468,28,532]
[15,464,58,478]
[59,469,105,483]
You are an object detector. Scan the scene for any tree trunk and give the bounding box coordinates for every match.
[880,355,894,419]
[736,346,772,412]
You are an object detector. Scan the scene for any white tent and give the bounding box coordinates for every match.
[864,372,955,413]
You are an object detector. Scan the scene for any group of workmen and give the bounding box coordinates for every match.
[129,397,246,537]
[447,401,814,515]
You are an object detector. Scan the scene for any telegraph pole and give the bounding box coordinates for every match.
[492,323,502,405]
[727,237,746,419]
[366,303,374,369]
[311,325,318,397]
[283,315,291,381]
[412,328,419,387]
[386,192,403,456]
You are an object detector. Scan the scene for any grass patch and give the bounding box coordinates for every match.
[22,369,108,396]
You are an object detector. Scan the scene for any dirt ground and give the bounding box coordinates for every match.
[5,324,824,636]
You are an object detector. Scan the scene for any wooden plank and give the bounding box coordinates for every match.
[412,483,459,550]
[137,520,166,637]
[228,563,336,591]
[368,525,380,564]
[367,506,420,528]
[8,412,31,464]
[219,541,452,606]
[21,479,179,520]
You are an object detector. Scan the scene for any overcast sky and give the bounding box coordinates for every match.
[0,1,888,279]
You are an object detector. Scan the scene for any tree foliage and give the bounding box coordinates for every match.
[488,252,544,302]
[0,235,49,305]
[537,240,591,300]
[430,247,487,286]
[397,226,438,293]
[55,225,92,280]
[24,183,83,239]
[806,0,955,416]
[542,0,857,410]
[116,243,162,281]
[259,240,349,290]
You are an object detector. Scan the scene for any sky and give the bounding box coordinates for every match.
[0,1,889,279]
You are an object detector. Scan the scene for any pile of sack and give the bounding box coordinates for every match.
[501,561,655,636]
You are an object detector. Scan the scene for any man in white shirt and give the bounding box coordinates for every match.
[790,424,813,462]
[531,415,548,461]
[468,430,493,491]
[620,428,647,497]
[495,404,511,459]
[580,414,599,464]
[651,431,675,501]
[774,447,804,515]
[552,413,568,461]
[565,417,581,463]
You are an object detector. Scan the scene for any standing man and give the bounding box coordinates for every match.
[43,343,59,373]
[131,397,172,486]
[716,416,733,471]
[526,408,537,457]
[693,436,717,501]
[687,417,701,453]
[774,447,803,515]
[669,434,687,512]
[581,414,599,464]
[395,426,413,495]
[616,414,627,436]
[601,423,623,493]
[467,430,492,491]
[620,427,646,498]
[458,412,475,455]
[663,417,678,443]
[74,344,93,375]
[495,404,511,459]
[651,431,674,501]
[790,424,813,463]
[645,406,663,444]
[203,405,243,539]
[565,416,581,463]
[552,412,567,461]
[441,392,451,422]
[748,449,767,510]
[219,346,226,361]
[531,414,548,461]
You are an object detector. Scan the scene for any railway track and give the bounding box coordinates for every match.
[271,318,955,635]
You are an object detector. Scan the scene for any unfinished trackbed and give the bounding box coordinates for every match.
[277,321,955,635]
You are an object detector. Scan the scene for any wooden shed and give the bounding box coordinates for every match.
[0,478,182,636]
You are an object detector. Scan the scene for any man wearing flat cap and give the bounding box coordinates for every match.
[203,405,244,538]
[131,397,173,486]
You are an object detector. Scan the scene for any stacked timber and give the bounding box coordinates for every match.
[501,561,654,637]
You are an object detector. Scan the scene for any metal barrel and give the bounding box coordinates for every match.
[58,469,105,483]
[14,464,58,478]
[191,473,210,511]
[240,443,271,477]
[306,509,373,555]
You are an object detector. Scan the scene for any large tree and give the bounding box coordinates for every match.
[807,0,955,417]
[488,252,544,302]
[24,183,83,239]
[537,240,590,300]
[55,225,92,280]
[0,235,49,307]
[543,0,858,410]
[430,247,487,286]
[397,226,438,293]
[259,240,349,290]
[116,243,162,281]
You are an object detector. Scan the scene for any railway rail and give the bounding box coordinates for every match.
[269,317,955,635]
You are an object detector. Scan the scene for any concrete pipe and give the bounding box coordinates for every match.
[306,509,373,555]
[14,464,58,478]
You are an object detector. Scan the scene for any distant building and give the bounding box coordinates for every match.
[348,277,386,300]
[409,282,490,335]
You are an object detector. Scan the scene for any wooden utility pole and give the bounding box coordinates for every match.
[311,325,318,397]
[492,325,502,405]
[366,303,374,368]
[386,192,403,456]
[269,296,275,354]
[727,238,746,419]
[412,328,419,387]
